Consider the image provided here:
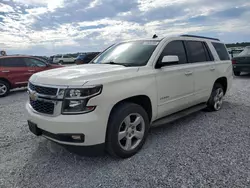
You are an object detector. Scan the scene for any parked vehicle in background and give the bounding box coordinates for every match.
[53,55,76,64]
[228,49,243,58]
[76,52,100,65]
[26,35,232,158]
[49,56,54,64]
[35,56,61,65]
[0,55,63,97]
[232,46,250,76]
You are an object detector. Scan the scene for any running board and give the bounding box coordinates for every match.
[151,103,207,127]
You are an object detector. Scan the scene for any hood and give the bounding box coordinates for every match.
[30,64,139,86]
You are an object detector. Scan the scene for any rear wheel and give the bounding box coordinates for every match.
[234,71,241,76]
[59,60,64,64]
[207,83,224,111]
[106,102,149,158]
[0,80,10,97]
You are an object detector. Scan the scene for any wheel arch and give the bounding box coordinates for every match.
[0,77,12,88]
[108,95,153,123]
[214,77,228,94]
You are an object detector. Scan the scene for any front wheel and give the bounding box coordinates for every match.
[207,83,224,111]
[106,102,149,158]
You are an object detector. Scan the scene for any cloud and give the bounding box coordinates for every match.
[0,0,250,55]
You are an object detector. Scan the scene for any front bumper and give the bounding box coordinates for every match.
[26,102,108,146]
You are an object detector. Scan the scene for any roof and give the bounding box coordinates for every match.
[0,55,34,59]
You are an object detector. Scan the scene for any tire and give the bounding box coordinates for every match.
[106,102,150,158]
[234,71,240,76]
[206,83,224,111]
[0,80,10,97]
[59,60,64,64]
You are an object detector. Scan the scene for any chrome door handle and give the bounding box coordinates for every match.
[28,70,35,72]
[2,70,9,73]
[210,67,215,71]
[185,71,193,76]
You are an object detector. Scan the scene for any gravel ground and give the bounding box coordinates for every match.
[0,76,250,188]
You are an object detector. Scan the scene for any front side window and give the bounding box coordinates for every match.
[24,58,46,67]
[212,42,230,60]
[63,55,71,58]
[185,41,208,63]
[93,40,160,66]
[158,40,187,65]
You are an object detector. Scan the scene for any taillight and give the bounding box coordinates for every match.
[232,60,236,64]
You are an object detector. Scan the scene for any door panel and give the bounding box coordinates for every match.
[155,40,195,119]
[156,65,195,119]
[188,63,216,103]
[1,57,30,86]
[184,41,216,103]
[23,58,48,75]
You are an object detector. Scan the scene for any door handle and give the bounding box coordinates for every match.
[210,67,215,71]
[28,70,35,72]
[1,70,10,73]
[185,71,193,76]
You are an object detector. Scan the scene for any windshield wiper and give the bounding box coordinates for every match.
[103,62,127,66]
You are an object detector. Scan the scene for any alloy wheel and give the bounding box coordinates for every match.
[0,83,7,96]
[118,113,145,151]
[214,88,224,110]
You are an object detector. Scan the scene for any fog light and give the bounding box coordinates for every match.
[71,135,84,141]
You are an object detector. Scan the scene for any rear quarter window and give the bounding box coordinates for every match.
[212,42,230,60]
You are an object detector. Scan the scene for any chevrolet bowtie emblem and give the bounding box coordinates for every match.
[29,91,38,101]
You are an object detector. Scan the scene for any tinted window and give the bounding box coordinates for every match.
[63,55,71,58]
[0,57,26,67]
[24,58,46,67]
[54,55,61,58]
[212,42,230,60]
[186,41,208,63]
[158,41,187,65]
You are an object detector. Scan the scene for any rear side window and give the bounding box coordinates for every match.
[158,40,187,65]
[63,55,71,58]
[212,42,230,60]
[54,55,61,58]
[0,57,26,67]
[185,41,208,63]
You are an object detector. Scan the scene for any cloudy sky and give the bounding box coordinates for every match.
[0,0,250,56]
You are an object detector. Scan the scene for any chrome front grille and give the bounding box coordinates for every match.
[30,100,55,115]
[29,82,58,96]
[28,82,60,116]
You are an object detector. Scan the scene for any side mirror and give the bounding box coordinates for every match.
[156,55,179,68]
[162,55,179,64]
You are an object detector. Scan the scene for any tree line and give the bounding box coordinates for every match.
[226,42,250,48]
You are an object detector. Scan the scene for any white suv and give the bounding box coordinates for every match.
[53,54,76,64]
[26,35,233,158]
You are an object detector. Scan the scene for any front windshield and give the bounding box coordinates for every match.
[93,40,160,66]
[238,46,250,57]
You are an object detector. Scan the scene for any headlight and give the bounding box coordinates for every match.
[62,85,102,114]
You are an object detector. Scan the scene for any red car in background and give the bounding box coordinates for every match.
[0,55,63,97]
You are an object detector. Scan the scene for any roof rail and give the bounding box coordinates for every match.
[181,34,220,41]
